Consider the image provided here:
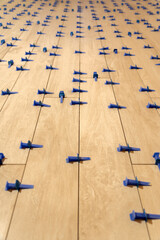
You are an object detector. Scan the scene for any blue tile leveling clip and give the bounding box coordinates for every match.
[66,154,90,163]
[5,180,34,191]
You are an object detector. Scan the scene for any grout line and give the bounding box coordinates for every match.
[3,164,26,166]
[132,163,155,165]
[77,5,81,240]
[44,96,79,99]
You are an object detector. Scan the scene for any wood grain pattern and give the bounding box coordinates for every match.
[0,0,160,239]
[0,52,53,164]
[79,80,149,240]
[6,98,79,240]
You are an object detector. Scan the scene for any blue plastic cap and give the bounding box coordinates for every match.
[153,152,160,160]
[103,16,106,19]
[59,91,65,98]
[5,182,10,191]
[113,48,118,54]
[117,145,122,152]
[43,47,47,52]
[123,177,129,186]
[70,31,74,36]
[0,153,5,160]
[1,39,5,45]
[93,71,98,78]
[128,32,132,36]
[130,210,136,221]
[37,21,40,24]
[153,152,160,167]
[0,153,5,165]
[88,25,91,30]
[56,16,59,19]
[8,60,14,67]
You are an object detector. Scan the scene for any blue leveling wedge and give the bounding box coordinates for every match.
[20,140,43,149]
[25,51,36,55]
[20,28,27,31]
[66,154,90,163]
[108,103,126,109]
[76,31,84,34]
[105,80,120,85]
[52,45,62,49]
[70,100,87,105]
[16,66,29,71]
[123,177,150,187]
[137,36,145,39]
[153,152,160,170]
[37,31,44,34]
[116,34,123,38]
[75,50,85,54]
[37,89,53,95]
[0,153,5,165]
[102,68,115,72]
[5,180,34,191]
[122,46,132,50]
[134,31,141,35]
[49,53,61,56]
[46,65,58,70]
[59,91,65,103]
[93,72,98,81]
[130,65,142,70]
[72,78,87,83]
[151,55,160,60]
[144,45,152,49]
[146,103,160,109]
[124,52,135,56]
[7,43,16,47]
[72,88,88,93]
[33,100,51,107]
[117,144,140,152]
[73,70,87,75]
[139,86,155,92]
[99,52,109,55]
[96,37,106,40]
[130,209,160,221]
[21,57,33,62]
[99,47,109,50]
[30,44,39,47]
[95,29,103,32]
[1,89,18,95]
